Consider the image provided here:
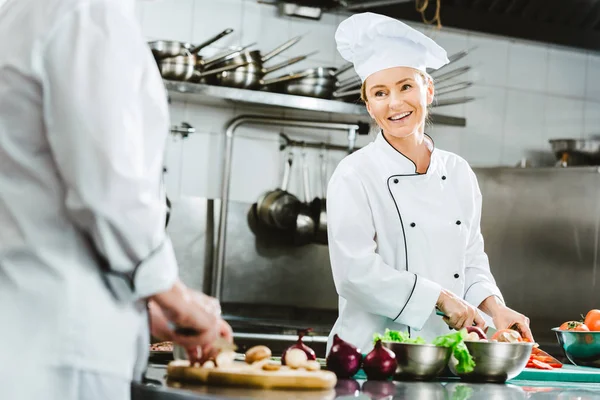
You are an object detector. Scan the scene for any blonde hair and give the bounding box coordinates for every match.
[360,69,434,125]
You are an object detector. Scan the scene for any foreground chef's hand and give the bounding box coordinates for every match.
[151,280,220,357]
[437,289,486,330]
[186,319,234,365]
[148,299,174,341]
[479,296,534,342]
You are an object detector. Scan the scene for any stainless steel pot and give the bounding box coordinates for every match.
[214,54,312,89]
[262,65,354,99]
[549,138,600,166]
[206,36,301,69]
[159,56,250,83]
[149,28,233,60]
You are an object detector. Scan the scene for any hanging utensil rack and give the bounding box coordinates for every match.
[278,133,362,153]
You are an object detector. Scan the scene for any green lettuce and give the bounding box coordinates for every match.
[432,330,475,374]
[373,329,426,344]
[372,329,475,374]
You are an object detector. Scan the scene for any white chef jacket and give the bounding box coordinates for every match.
[326,132,504,354]
[0,0,177,382]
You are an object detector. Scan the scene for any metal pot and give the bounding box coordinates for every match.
[214,54,312,89]
[263,65,354,99]
[206,37,306,88]
[256,152,301,230]
[158,57,251,83]
[549,138,600,166]
[207,36,301,69]
[149,28,233,60]
[293,150,316,246]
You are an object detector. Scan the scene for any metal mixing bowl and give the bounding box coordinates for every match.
[448,341,534,383]
[382,342,451,381]
[553,328,600,368]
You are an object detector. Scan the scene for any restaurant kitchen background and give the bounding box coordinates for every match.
[139,0,599,356]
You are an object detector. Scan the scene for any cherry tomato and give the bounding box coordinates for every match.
[559,321,590,331]
[584,309,600,331]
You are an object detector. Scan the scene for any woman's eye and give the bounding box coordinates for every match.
[375,91,386,97]
[401,84,412,90]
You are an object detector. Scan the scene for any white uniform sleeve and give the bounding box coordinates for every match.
[463,167,504,308]
[327,165,442,330]
[34,1,177,302]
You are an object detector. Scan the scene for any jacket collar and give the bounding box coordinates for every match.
[374,131,437,175]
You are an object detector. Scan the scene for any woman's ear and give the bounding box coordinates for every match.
[425,78,435,106]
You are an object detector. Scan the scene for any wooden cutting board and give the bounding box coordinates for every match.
[512,365,600,383]
[167,360,338,390]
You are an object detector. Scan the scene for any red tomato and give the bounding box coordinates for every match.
[559,321,589,331]
[584,309,600,331]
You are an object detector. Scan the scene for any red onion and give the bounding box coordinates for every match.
[281,329,316,366]
[326,334,362,379]
[363,339,397,380]
[465,326,487,340]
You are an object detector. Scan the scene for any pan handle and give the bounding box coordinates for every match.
[202,42,257,67]
[262,51,318,75]
[261,70,313,87]
[432,66,471,84]
[332,88,361,98]
[281,151,293,191]
[301,149,311,203]
[435,81,473,96]
[332,62,354,78]
[431,96,476,107]
[261,36,303,63]
[319,148,327,198]
[336,74,361,88]
[189,28,234,55]
[194,60,251,79]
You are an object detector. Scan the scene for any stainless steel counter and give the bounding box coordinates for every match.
[132,365,600,400]
[135,365,600,400]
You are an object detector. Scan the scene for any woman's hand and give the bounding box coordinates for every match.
[437,289,486,330]
[479,296,534,342]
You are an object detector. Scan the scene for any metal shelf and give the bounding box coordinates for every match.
[164,80,466,126]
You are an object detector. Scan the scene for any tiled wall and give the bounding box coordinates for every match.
[138,0,600,203]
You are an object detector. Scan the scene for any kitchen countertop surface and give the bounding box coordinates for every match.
[133,364,600,400]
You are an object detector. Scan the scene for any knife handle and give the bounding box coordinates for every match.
[168,322,199,336]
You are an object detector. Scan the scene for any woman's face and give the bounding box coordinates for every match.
[364,67,434,139]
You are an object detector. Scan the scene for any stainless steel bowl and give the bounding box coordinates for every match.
[448,341,534,383]
[553,328,600,368]
[382,342,451,381]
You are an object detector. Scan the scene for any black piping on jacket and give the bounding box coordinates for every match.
[382,132,435,337]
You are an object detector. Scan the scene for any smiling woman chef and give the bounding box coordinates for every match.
[0,0,231,399]
[326,12,534,353]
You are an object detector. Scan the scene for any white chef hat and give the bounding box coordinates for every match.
[335,12,449,82]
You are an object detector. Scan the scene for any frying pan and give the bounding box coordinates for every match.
[293,150,316,246]
[256,152,301,230]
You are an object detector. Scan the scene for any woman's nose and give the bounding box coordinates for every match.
[388,91,404,109]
